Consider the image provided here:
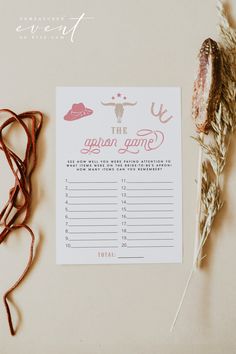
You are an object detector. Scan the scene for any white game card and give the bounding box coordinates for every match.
[56,87,182,264]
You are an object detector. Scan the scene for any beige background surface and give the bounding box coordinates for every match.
[0,0,235,353]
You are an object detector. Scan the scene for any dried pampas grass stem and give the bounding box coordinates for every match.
[170,0,236,331]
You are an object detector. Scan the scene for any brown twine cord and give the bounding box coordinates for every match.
[0,109,43,335]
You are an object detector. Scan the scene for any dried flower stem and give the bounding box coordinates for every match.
[170,0,236,331]
[170,217,210,332]
[193,0,236,267]
[194,133,204,269]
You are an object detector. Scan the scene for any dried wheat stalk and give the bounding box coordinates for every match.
[192,37,222,267]
[194,0,236,266]
[170,0,236,331]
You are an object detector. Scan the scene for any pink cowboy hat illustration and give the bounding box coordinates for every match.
[64,102,93,121]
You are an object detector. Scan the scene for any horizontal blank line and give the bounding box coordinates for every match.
[68,189,118,191]
[126,181,173,184]
[68,203,118,205]
[67,181,118,184]
[126,196,173,198]
[118,256,144,259]
[67,210,118,212]
[127,224,174,227]
[68,239,118,241]
[68,232,118,234]
[126,231,173,234]
[126,203,173,205]
[70,246,118,249]
[126,210,174,212]
[126,217,173,220]
[127,246,174,248]
[67,217,118,220]
[126,189,173,191]
[127,238,173,241]
[68,224,118,227]
[67,196,118,198]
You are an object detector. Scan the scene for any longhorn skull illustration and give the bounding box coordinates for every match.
[101,93,137,123]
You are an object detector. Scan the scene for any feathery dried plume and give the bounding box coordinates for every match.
[192,37,222,267]
[192,38,221,134]
[170,0,236,331]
